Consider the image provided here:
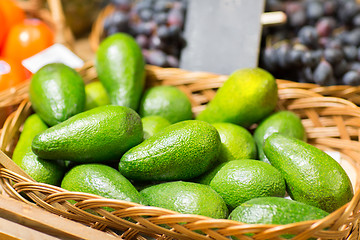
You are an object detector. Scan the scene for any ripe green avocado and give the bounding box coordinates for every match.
[32,105,143,163]
[95,33,145,110]
[29,63,85,126]
[12,114,65,185]
[140,181,228,219]
[196,68,278,128]
[229,197,329,225]
[119,120,221,181]
[264,133,354,212]
[198,159,286,210]
[61,164,146,205]
[253,111,306,164]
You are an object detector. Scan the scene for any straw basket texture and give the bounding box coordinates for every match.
[0,0,74,127]
[1,64,360,239]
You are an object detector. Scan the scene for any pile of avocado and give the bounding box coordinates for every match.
[13,33,354,237]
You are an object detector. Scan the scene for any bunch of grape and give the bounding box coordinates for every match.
[260,0,360,86]
[103,0,187,68]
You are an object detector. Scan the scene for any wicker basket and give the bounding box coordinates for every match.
[1,65,360,239]
[0,0,74,127]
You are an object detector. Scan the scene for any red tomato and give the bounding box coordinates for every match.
[0,0,25,51]
[2,19,54,63]
[0,58,27,91]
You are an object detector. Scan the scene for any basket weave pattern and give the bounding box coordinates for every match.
[1,65,360,239]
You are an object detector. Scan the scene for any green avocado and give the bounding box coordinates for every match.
[119,120,221,181]
[32,105,143,163]
[254,111,306,164]
[29,63,85,126]
[264,133,354,212]
[140,181,228,219]
[95,33,145,111]
[12,114,65,185]
[61,164,146,205]
[229,197,329,225]
[196,68,278,128]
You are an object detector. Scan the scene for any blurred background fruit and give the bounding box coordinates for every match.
[0,57,27,91]
[0,0,26,51]
[95,0,188,68]
[2,19,54,64]
[260,0,360,86]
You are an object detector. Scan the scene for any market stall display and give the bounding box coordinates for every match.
[0,61,360,239]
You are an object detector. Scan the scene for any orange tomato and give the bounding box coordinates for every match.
[0,58,27,91]
[0,0,25,50]
[2,19,54,63]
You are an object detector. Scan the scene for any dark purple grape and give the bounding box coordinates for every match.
[153,12,168,24]
[353,13,360,27]
[323,0,337,16]
[342,29,360,46]
[302,67,314,83]
[111,0,132,12]
[324,48,343,65]
[147,50,167,66]
[136,34,149,48]
[298,26,318,48]
[103,11,129,33]
[316,17,336,37]
[334,59,349,78]
[306,1,324,23]
[133,0,153,13]
[167,8,184,27]
[338,1,360,24]
[289,9,306,28]
[288,49,303,67]
[349,62,360,73]
[325,37,342,49]
[342,70,360,85]
[166,55,179,67]
[313,60,333,85]
[157,25,171,39]
[301,50,321,68]
[266,0,286,12]
[149,35,165,49]
[276,43,291,69]
[105,25,120,36]
[139,8,153,21]
[154,0,171,12]
[133,21,156,35]
[262,47,278,71]
[343,45,357,62]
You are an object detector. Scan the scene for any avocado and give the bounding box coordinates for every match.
[29,63,85,126]
[196,68,278,128]
[84,81,110,110]
[12,114,65,185]
[140,181,228,219]
[32,105,143,163]
[119,120,221,181]
[141,115,171,140]
[95,33,145,110]
[229,197,329,225]
[61,164,146,205]
[139,85,193,123]
[199,159,286,210]
[264,133,354,212]
[254,111,306,164]
[212,122,257,163]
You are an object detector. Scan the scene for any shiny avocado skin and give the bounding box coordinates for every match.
[61,164,147,205]
[264,133,354,213]
[95,33,145,111]
[32,105,143,163]
[119,120,221,181]
[229,197,329,225]
[29,63,85,126]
